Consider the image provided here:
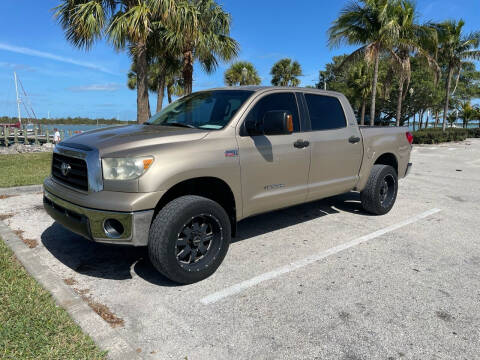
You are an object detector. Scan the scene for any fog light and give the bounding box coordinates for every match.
[103,218,124,239]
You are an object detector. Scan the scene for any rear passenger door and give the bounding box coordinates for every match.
[301,93,363,201]
[237,92,311,217]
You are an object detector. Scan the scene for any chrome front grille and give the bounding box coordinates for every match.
[52,153,88,191]
[52,143,103,193]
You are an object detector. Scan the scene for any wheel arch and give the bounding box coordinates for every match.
[374,152,398,174]
[154,177,237,236]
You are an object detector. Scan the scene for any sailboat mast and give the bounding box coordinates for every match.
[14,72,22,125]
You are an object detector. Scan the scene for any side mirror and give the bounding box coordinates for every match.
[263,111,294,135]
[244,118,260,135]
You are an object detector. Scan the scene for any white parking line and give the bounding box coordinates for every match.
[201,208,442,305]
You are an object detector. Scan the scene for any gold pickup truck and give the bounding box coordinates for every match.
[44,87,412,283]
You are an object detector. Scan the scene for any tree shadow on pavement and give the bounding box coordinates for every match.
[41,192,369,285]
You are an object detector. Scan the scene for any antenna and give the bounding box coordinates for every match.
[14,72,22,125]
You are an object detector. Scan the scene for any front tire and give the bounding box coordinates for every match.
[148,195,231,284]
[361,164,398,215]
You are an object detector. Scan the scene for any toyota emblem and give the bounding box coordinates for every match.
[60,162,71,176]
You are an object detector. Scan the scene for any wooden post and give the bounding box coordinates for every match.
[68,130,73,138]
[34,127,39,145]
[45,129,50,144]
[61,130,65,141]
[14,128,18,144]
[23,125,29,145]
[4,127,9,147]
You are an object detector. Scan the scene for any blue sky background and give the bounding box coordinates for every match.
[0,0,479,121]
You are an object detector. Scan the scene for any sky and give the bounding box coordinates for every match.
[0,0,479,121]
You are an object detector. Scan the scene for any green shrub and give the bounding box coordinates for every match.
[412,128,469,144]
[467,128,480,138]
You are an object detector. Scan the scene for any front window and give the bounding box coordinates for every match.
[244,92,300,135]
[147,90,254,130]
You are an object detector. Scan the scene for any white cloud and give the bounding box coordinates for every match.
[0,42,116,75]
[0,62,36,72]
[68,83,122,92]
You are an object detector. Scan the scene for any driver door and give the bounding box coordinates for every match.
[237,92,311,218]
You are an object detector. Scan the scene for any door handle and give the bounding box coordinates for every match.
[294,139,305,149]
[348,136,361,144]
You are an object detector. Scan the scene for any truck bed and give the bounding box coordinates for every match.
[355,126,412,191]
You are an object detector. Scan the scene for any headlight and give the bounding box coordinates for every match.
[102,157,154,180]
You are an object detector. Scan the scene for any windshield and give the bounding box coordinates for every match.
[147,90,254,130]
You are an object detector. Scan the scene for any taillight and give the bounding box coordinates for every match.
[406,131,413,145]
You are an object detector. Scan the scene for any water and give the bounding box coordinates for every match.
[407,123,478,132]
[38,124,128,139]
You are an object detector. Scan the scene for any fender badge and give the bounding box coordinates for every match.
[225,149,238,158]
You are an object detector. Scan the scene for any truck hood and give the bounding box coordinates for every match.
[61,125,209,155]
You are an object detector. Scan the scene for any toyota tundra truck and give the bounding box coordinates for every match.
[43,87,413,284]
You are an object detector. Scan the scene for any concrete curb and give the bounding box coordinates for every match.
[0,184,43,195]
[0,220,144,360]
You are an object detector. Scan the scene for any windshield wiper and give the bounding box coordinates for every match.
[164,123,197,129]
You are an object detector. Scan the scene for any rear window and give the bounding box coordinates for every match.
[304,94,346,131]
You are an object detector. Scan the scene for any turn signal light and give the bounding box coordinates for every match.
[286,114,294,133]
[143,158,154,170]
[406,132,413,145]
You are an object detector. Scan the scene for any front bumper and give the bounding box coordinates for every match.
[43,190,154,246]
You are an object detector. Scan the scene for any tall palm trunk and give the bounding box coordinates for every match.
[413,113,416,131]
[183,49,194,95]
[424,111,429,129]
[443,66,454,132]
[156,74,166,113]
[136,43,151,124]
[370,51,380,126]
[419,110,424,129]
[167,84,173,103]
[360,99,366,126]
[434,110,439,128]
[396,78,404,127]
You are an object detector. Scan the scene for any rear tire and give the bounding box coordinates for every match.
[148,195,231,284]
[361,165,398,215]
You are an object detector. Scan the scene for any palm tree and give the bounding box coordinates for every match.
[128,55,184,112]
[458,101,479,128]
[127,62,156,93]
[54,0,174,123]
[270,58,303,87]
[347,61,372,125]
[166,74,185,104]
[430,20,480,131]
[164,0,239,95]
[389,0,438,126]
[328,0,400,126]
[224,61,261,86]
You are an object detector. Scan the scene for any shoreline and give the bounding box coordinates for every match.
[0,143,54,155]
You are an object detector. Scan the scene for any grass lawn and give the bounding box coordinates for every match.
[0,238,106,359]
[0,153,52,188]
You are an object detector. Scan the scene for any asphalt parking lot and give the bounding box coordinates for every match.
[1,139,480,359]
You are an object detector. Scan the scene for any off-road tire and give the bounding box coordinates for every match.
[361,164,398,215]
[148,195,231,284]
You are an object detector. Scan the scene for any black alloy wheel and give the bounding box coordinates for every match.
[176,214,223,271]
[148,195,231,284]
